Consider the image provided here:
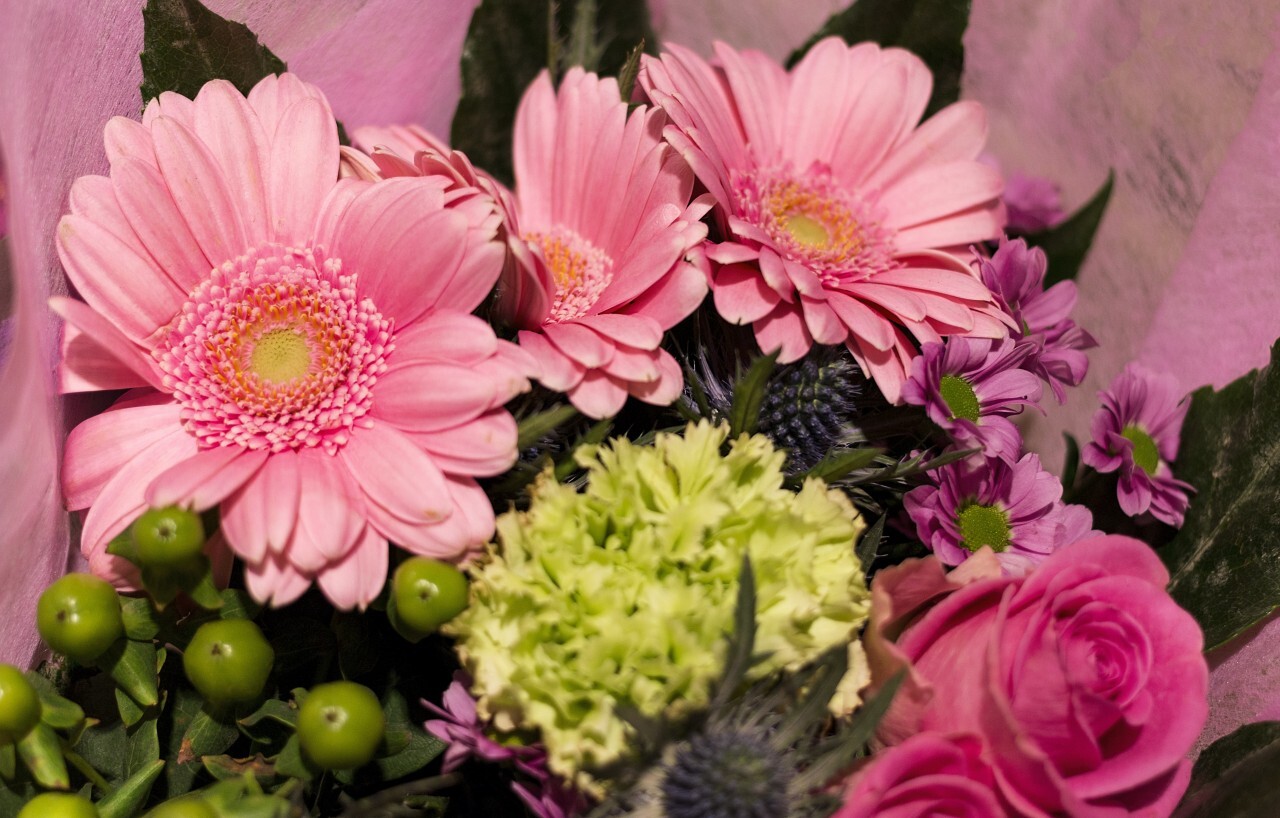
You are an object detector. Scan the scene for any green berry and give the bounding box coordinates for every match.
[18,792,100,818]
[144,798,217,818]
[387,557,469,641]
[183,619,274,706]
[36,574,124,663]
[0,664,40,744]
[130,507,206,568]
[296,681,385,770]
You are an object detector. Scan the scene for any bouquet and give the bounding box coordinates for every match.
[2,1,1279,816]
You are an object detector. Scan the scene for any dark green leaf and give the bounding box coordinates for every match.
[271,735,314,782]
[177,708,240,767]
[115,688,146,728]
[97,759,165,818]
[106,531,140,565]
[161,687,206,794]
[857,514,888,571]
[75,719,128,784]
[711,556,757,712]
[1162,339,1280,649]
[202,753,276,784]
[565,0,603,72]
[799,447,885,485]
[238,699,298,731]
[140,0,286,102]
[103,639,160,708]
[517,404,579,450]
[1174,722,1280,818]
[0,742,15,780]
[125,712,161,780]
[17,724,69,790]
[1061,432,1081,493]
[775,648,847,747]
[789,0,970,118]
[1026,172,1115,286]
[371,688,446,781]
[451,0,652,185]
[728,352,779,437]
[25,672,84,731]
[794,670,906,792]
[617,40,645,102]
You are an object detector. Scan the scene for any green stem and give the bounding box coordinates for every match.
[59,741,113,796]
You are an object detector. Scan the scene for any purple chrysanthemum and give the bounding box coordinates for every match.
[901,337,1042,463]
[905,452,1095,573]
[425,674,585,818]
[977,238,1097,402]
[1082,364,1194,527]
[1003,171,1066,233]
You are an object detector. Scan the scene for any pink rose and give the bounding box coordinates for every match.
[867,536,1208,817]
[835,732,1002,818]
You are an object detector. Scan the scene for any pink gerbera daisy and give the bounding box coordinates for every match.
[1082,364,1194,527]
[55,75,534,610]
[352,69,712,419]
[640,38,1013,403]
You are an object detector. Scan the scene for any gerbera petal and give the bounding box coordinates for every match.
[518,330,586,392]
[410,411,519,477]
[221,450,301,563]
[50,296,166,391]
[267,97,339,245]
[389,311,499,366]
[193,79,271,246]
[893,201,1007,250]
[145,446,268,511]
[317,527,388,611]
[801,295,848,345]
[626,349,685,407]
[60,323,151,393]
[112,157,213,291]
[244,551,312,608]
[865,101,989,190]
[543,322,614,368]
[714,263,782,324]
[287,450,364,570]
[620,256,711,328]
[63,393,182,510]
[827,292,895,351]
[754,304,813,364]
[574,313,664,351]
[568,370,630,419]
[104,117,156,169]
[55,216,184,342]
[373,363,498,433]
[341,424,454,524]
[151,115,247,266]
[713,40,788,160]
[880,161,1004,230]
[600,344,663,383]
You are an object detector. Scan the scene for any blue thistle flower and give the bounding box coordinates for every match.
[660,729,791,818]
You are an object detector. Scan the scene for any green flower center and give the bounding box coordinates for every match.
[250,328,312,383]
[782,213,831,248]
[939,374,981,422]
[1121,424,1160,475]
[957,502,1011,553]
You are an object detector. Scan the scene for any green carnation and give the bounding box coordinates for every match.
[449,421,869,787]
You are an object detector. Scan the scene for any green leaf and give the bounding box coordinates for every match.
[271,735,314,782]
[106,531,140,565]
[177,708,240,767]
[25,672,84,731]
[798,446,885,485]
[1162,339,1280,649]
[1174,722,1280,818]
[789,0,970,118]
[793,670,905,792]
[451,0,652,185]
[517,404,579,450]
[856,514,888,571]
[102,639,160,708]
[238,699,298,731]
[1026,172,1115,286]
[1061,432,1081,492]
[97,759,165,818]
[0,742,15,780]
[120,597,162,642]
[202,753,276,784]
[17,723,70,790]
[371,688,446,781]
[139,0,286,102]
[617,39,645,103]
[711,556,758,712]
[728,352,779,437]
[565,0,604,72]
[115,688,146,728]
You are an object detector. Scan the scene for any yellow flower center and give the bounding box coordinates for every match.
[250,328,313,383]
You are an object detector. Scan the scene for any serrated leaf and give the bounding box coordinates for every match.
[711,556,757,712]
[17,723,69,790]
[103,638,159,708]
[789,0,970,118]
[25,672,84,730]
[1027,171,1115,286]
[1173,721,1280,818]
[97,758,165,818]
[728,352,778,437]
[139,0,287,102]
[1162,339,1280,649]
